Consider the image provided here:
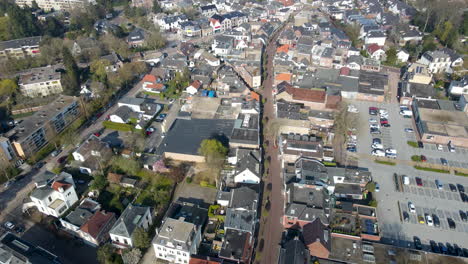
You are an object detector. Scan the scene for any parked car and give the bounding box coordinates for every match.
[14,226,24,234]
[346,146,357,152]
[454,244,463,256]
[439,243,448,254]
[375,183,380,192]
[461,192,468,203]
[57,156,67,164]
[370,128,381,134]
[447,218,456,229]
[416,177,423,186]
[449,184,457,192]
[4,222,15,230]
[371,149,385,157]
[414,236,422,250]
[372,138,381,145]
[437,144,443,151]
[420,155,427,162]
[33,161,45,169]
[380,119,389,125]
[417,141,424,148]
[51,149,62,157]
[457,184,465,193]
[440,158,448,166]
[369,107,378,115]
[403,211,410,222]
[460,210,467,222]
[403,176,410,185]
[435,179,443,190]
[382,123,391,127]
[418,215,425,224]
[408,202,416,213]
[369,124,380,129]
[371,143,383,149]
[369,118,378,123]
[404,128,414,133]
[425,214,434,226]
[430,240,440,253]
[433,214,440,227]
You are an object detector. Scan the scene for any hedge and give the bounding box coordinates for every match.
[455,171,468,177]
[407,141,418,148]
[200,181,216,189]
[323,161,337,167]
[102,121,135,132]
[375,160,396,166]
[414,166,449,174]
[411,155,421,162]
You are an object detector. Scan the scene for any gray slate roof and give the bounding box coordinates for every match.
[109,204,150,238]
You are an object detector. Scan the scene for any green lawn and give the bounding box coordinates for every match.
[407,141,419,148]
[103,121,136,132]
[454,171,468,177]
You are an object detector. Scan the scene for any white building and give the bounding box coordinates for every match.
[153,218,201,264]
[227,148,261,184]
[109,204,152,248]
[397,50,409,63]
[29,171,79,218]
[449,77,468,97]
[15,0,93,11]
[18,65,63,97]
[364,31,386,46]
[418,50,452,74]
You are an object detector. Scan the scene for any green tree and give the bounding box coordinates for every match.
[62,47,80,95]
[30,0,40,10]
[145,31,166,49]
[91,59,111,82]
[91,174,108,191]
[198,139,228,165]
[41,17,65,37]
[0,79,18,97]
[132,227,151,249]
[97,244,123,264]
[152,0,162,13]
[365,182,376,193]
[121,248,141,264]
[385,47,397,66]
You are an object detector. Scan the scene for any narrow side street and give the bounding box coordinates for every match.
[258,26,285,264]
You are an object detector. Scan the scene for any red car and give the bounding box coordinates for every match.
[94,132,101,137]
[420,155,427,162]
[416,177,423,186]
[380,119,389,125]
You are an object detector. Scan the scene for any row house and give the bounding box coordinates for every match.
[209,11,248,33]
[0,36,41,60]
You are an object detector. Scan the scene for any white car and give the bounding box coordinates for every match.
[403,176,410,185]
[408,202,416,213]
[369,118,378,123]
[437,144,443,151]
[347,105,359,113]
[426,215,434,226]
[386,153,397,159]
[385,148,397,155]
[371,149,385,157]
[4,222,14,230]
[370,124,380,129]
[372,143,383,149]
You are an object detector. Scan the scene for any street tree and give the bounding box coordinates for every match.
[0,79,18,97]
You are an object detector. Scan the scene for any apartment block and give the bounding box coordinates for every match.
[15,0,91,11]
[10,96,81,158]
[0,36,41,60]
[18,65,63,97]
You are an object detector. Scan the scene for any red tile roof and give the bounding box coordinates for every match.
[366,44,382,54]
[276,73,292,82]
[247,91,260,101]
[277,44,289,53]
[107,173,123,184]
[143,74,157,83]
[51,181,72,192]
[191,80,202,89]
[145,83,165,90]
[286,87,326,103]
[80,211,115,239]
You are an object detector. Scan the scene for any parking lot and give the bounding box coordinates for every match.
[349,100,468,252]
[351,101,468,168]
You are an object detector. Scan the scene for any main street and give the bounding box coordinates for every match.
[259,24,286,264]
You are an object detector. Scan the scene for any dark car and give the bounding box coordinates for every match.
[382,123,391,127]
[346,146,357,152]
[370,128,381,134]
[14,226,24,234]
[33,161,45,169]
[457,184,465,193]
[403,211,410,222]
[440,158,448,166]
[57,156,67,164]
[449,184,457,192]
[439,243,448,254]
[454,244,463,256]
[413,236,422,250]
[372,138,382,145]
[421,155,427,162]
[460,210,467,222]
[416,177,423,186]
[447,218,456,229]
[430,240,440,253]
[369,107,378,115]
[461,192,468,203]
[447,243,455,255]
[433,214,440,227]
[463,248,468,257]
[417,141,424,148]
